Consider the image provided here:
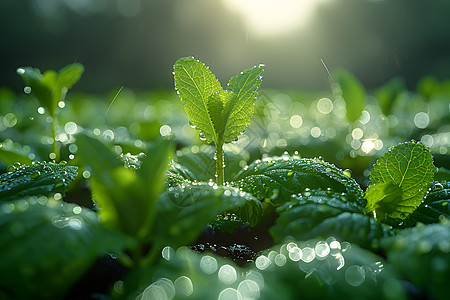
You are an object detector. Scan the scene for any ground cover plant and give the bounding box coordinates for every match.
[0,57,449,300]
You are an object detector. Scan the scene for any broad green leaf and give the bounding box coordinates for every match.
[173,57,222,144]
[233,156,364,205]
[271,190,393,250]
[153,183,262,248]
[0,198,131,300]
[404,181,450,226]
[224,64,264,143]
[382,221,450,300]
[333,69,366,123]
[365,141,435,222]
[0,161,78,202]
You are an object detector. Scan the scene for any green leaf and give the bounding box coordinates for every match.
[173,57,222,144]
[0,161,78,202]
[16,67,53,111]
[374,77,405,116]
[0,198,131,300]
[364,182,403,221]
[207,90,240,141]
[333,69,366,123]
[57,63,85,90]
[76,133,173,240]
[154,183,262,247]
[233,156,364,206]
[271,190,393,250]
[365,141,435,222]
[224,64,264,142]
[382,221,450,300]
[17,63,84,114]
[405,181,450,225]
[0,143,33,166]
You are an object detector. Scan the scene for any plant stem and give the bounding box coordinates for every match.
[50,115,60,162]
[216,141,224,185]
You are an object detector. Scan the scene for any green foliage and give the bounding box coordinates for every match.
[271,190,393,249]
[333,69,366,123]
[173,57,222,144]
[0,197,130,300]
[115,239,404,300]
[374,77,405,116]
[0,161,78,202]
[365,141,435,223]
[76,133,173,242]
[234,155,364,205]
[405,181,450,226]
[173,57,264,184]
[382,221,450,300]
[154,184,262,248]
[16,63,84,116]
[16,63,84,161]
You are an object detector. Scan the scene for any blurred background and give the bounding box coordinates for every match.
[1,0,450,92]
[0,0,449,183]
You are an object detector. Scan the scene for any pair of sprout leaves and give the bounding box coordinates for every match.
[173,57,264,148]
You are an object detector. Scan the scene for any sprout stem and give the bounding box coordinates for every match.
[216,141,224,185]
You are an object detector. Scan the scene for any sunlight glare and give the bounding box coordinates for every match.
[222,0,333,38]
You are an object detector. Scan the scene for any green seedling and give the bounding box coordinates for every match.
[173,57,264,185]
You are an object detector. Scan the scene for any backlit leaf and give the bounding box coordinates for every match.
[224,64,264,142]
[365,141,435,222]
[333,69,366,123]
[173,57,222,144]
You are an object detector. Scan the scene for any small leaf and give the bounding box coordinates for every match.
[224,64,264,142]
[374,77,405,116]
[333,69,366,123]
[365,141,435,222]
[271,190,393,250]
[0,198,131,300]
[0,161,78,202]
[173,57,222,144]
[57,63,85,90]
[234,156,364,205]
